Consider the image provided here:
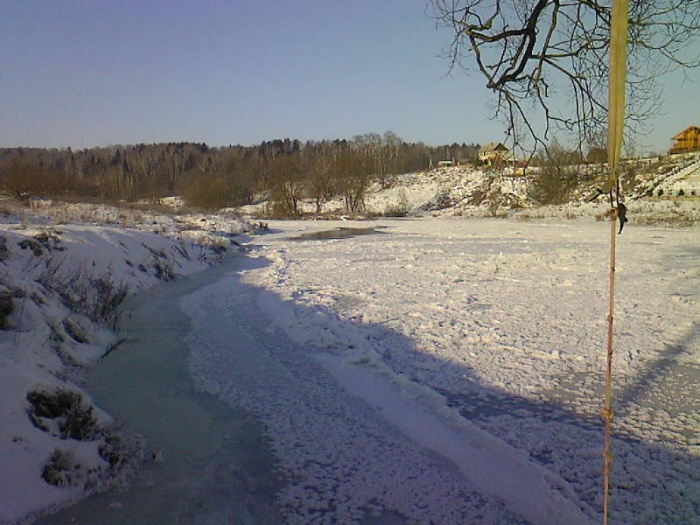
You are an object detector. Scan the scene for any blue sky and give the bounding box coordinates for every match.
[1,0,697,153]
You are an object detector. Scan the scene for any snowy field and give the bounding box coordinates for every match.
[185,217,699,524]
[1,201,698,524]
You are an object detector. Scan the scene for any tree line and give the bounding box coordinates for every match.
[0,133,479,215]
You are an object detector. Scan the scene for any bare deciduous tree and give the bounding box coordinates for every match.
[431,0,700,154]
[528,138,582,204]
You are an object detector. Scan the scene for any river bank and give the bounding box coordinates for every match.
[35,253,283,525]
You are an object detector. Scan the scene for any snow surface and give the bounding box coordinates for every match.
[184,217,699,524]
[1,186,698,524]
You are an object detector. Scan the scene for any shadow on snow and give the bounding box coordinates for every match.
[38,246,699,525]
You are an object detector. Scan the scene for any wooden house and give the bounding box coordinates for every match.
[669,126,700,154]
[478,142,512,166]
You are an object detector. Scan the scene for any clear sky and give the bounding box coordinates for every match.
[1,0,698,153]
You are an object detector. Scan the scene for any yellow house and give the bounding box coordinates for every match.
[478,142,512,166]
[670,125,700,154]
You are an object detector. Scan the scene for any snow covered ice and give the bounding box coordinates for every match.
[184,217,698,524]
[1,208,698,524]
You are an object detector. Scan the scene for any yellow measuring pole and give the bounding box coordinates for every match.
[607,0,629,187]
[602,1,629,523]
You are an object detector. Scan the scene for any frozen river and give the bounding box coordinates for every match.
[36,256,283,525]
[38,218,699,524]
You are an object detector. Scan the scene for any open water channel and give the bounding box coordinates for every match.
[36,254,283,525]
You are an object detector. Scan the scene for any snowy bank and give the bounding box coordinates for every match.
[235,160,700,226]
[0,216,247,524]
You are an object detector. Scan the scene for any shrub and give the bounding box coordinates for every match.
[0,293,13,329]
[62,318,88,343]
[382,203,409,217]
[98,434,130,468]
[17,239,43,256]
[38,262,129,328]
[34,230,63,251]
[0,236,8,261]
[89,278,129,325]
[42,449,79,487]
[27,389,99,440]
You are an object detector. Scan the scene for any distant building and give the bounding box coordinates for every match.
[456,158,474,167]
[502,161,530,177]
[28,196,53,209]
[437,160,454,168]
[478,142,512,166]
[669,125,700,155]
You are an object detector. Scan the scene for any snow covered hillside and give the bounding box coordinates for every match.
[0,205,253,524]
[236,154,700,225]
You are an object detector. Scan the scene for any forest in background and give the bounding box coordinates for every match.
[0,133,479,215]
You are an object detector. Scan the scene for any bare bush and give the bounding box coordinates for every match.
[528,141,581,204]
[27,389,99,440]
[0,293,13,329]
[42,449,80,487]
[38,261,129,329]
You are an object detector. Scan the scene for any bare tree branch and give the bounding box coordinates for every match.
[431,0,700,155]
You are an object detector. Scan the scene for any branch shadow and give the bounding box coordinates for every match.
[211,249,699,524]
[354,305,699,525]
[617,321,699,413]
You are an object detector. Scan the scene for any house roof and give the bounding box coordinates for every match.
[479,142,508,153]
[672,126,700,139]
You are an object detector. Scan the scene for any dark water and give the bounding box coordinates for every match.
[291,227,385,240]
